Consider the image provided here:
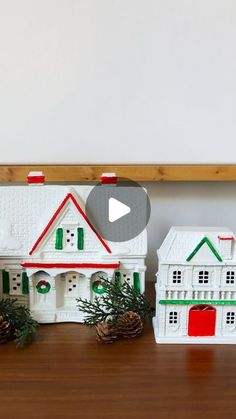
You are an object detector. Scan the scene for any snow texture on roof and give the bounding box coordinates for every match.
[158,226,234,264]
[0,185,147,258]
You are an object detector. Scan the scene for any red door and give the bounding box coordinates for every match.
[188,304,216,336]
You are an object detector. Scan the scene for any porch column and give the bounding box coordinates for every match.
[86,276,91,300]
[50,276,56,309]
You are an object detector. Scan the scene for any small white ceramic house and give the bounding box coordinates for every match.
[0,172,147,323]
[153,226,236,344]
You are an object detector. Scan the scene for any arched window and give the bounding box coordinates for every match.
[169,311,178,324]
[172,271,182,284]
[226,271,235,285]
[198,271,209,284]
[226,312,235,325]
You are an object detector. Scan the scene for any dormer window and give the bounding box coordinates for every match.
[55,226,84,250]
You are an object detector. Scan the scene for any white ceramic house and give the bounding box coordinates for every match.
[0,172,147,323]
[153,226,236,344]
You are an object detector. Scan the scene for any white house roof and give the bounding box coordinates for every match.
[0,184,147,258]
[158,226,234,264]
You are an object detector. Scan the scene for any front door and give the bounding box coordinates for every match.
[188,304,216,336]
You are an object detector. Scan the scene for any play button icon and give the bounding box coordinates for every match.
[85,176,151,242]
[109,198,131,223]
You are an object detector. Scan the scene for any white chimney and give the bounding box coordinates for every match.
[27,171,45,186]
[218,235,234,259]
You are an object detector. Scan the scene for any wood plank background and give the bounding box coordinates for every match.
[1,164,236,182]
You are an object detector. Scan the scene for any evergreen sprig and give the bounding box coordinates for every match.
[77,278,153,325]
[0,298,38,347]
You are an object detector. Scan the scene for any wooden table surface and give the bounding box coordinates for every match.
[1,283,236,419]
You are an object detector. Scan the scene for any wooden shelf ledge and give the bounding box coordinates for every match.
[0,164,236,182]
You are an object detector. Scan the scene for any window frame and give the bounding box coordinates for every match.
[224,270,235,286]
[168,311,178,325]
[226,311,236,325]
[169,267,184,286]
[9,270,22,296]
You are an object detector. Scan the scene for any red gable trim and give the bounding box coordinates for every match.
[21,262,120,269]
[29,193,112,255]
[218,236,234,240]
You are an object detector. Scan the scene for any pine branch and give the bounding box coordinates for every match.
[0,298,38,347]
[77,278,152,325]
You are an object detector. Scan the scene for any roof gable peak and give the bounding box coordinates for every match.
[186,236,223,263]
[29,192,111,255]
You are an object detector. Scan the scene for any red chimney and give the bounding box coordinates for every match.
[27,171,45,186]
[100,173,118,185]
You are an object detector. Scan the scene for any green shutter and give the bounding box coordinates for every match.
[55,228,63,250]
[115,271,121,287]
[77,228,84,250]
[133,272,141,292]
[2,270,10,294]
[22,272,29,295]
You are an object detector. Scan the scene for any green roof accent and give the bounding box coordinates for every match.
[159,299,236,305]
[186,236,223,262]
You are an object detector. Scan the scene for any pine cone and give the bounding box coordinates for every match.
[95,321,118,344]
[0,316,12,343]
[116,311,143,339]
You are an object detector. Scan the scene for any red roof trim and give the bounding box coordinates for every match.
[218,236,234,241]
[29,193,112,255]
[21,262,120,269]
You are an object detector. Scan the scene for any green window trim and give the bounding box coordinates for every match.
[186,236,223,262]
[133,272,141,292]
[22,272,29,295]
[77,228,84,250]
[115,271,121,288]
[55,228,63,250]
[159,299,236,305]
[2,270,10,294]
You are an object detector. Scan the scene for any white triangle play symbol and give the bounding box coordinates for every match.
[109,197,131,223]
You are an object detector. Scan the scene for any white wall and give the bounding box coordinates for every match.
[144,181,236,280]
[1,1,236,163]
